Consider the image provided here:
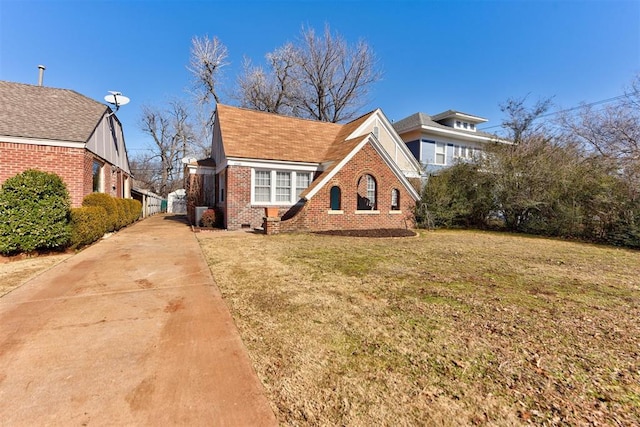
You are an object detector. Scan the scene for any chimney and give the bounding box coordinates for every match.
[37,65,46,86]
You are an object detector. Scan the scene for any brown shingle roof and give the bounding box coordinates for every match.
[0,81,109,142]
[216,104,376,163]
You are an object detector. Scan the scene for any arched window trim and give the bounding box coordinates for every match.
[391,188,400,211]
[330,185,342,211]
[356,173,377,211]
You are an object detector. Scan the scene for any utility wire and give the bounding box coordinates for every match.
[479,92,635,131]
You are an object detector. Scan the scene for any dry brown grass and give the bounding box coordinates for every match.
[198,229,640,426]
[0,253,71,297]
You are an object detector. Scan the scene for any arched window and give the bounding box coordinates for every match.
[357,174,377,210]
[391,189,400,210]
[330,186,341,210]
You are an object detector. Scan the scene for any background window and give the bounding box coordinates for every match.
[435,143,446,165]
[330,186,341,210]
[254,170,271,202]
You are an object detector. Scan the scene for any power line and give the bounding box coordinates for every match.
[479,92,634,131]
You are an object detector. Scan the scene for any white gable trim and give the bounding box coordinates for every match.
[225,157,320,172]
[0,135,85,149]
[304,135,420,202]
[346,109,423,176]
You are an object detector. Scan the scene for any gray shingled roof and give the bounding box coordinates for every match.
[0,81,109,142]
[392,112,496,138]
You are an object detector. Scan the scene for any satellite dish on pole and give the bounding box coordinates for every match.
[104,91,130,113]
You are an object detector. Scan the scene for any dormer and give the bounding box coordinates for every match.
[430,110,488,132]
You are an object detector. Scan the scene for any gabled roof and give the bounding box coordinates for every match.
[393,112,496,139]
[215,104,420,201]
[217,104,378,163]
[0,80,109,142]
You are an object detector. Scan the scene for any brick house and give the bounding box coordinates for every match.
[0,81,132,207]
[187,104,422,232]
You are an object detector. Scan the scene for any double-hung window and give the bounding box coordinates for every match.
[254,170,271,202]
[435,143,446,165]
[253,169,312,204]
[276,172,291,202]
[296,172,311,198]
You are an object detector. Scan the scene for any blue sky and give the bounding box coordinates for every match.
[1,0,638,155]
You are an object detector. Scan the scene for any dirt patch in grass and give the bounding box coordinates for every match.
[0,253,72,296]
[198,230,640,425]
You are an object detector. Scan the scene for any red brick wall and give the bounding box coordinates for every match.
[280,144,416,232]
[221,143,416,231]
[0,142,129,207]
[1,142,88,207]
[225,165,264,229]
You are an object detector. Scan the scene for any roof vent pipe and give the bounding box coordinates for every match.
[37,65,46,86]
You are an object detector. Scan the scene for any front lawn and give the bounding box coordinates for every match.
[198,230,640,425]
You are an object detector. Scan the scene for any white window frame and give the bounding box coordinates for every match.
[435,142,446,165]
[251,169,312,205]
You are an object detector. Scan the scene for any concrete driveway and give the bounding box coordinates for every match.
[0,214,277,426]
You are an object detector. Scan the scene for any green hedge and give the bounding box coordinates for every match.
[125,198,142,223]
[69,206,108,248]
[82,193,119,232]
[0,169,71,254]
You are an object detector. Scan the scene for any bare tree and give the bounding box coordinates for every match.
[236,43,300,115]
[294,25,381,122]
[138,100,195,197]
[500,95,553,144]
[559,74,640,198]
[231,25,381,123]
[188,35,229,106]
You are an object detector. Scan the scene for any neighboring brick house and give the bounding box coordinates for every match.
[0,81,132,207]
[187,104,422,232]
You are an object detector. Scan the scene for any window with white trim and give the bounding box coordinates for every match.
[252,169,312,204]
[357,174,377,210]
[276,172,291,202]
[391,189,400,210]
[254,170,271,202]
[435,143,446,165]
[296,172,311,198]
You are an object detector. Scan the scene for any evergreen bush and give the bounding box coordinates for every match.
[0,169,71,254]
[127,199,142,223]
[69,206,108,248]
[114,198,127,230]
[82,193,118,232]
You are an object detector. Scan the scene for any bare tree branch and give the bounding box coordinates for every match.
[138,100,195,197]
[188,35,229,106]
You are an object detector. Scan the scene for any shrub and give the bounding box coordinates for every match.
[127,199,142,223]
[69,206,108,248]
[114,198,128,230]
[200,209,217,228]
[0,169,71,254]
[82,193,118,232]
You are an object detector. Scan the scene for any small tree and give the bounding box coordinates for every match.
[0,170,71,254]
